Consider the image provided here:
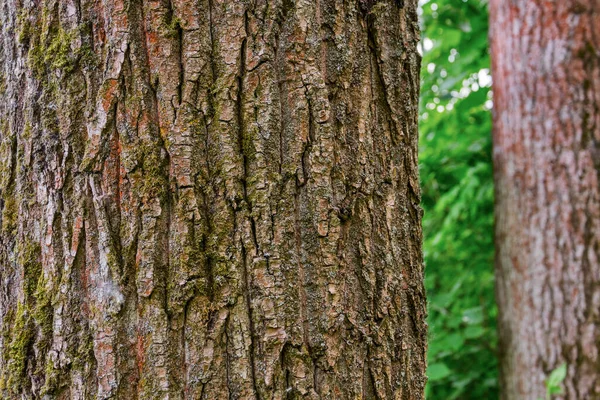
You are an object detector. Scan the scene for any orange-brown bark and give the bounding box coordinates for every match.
[0,0,426,398]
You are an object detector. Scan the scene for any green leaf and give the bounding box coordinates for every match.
[445,333,465,351]
[463,326,485,339]
[547,364,567,388]
[428,363,452,382]
[548,386,563,395]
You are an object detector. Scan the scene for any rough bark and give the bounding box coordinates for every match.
[0,0,425,398]
[491,1,600,399]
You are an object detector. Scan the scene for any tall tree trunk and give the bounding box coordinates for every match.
[491,1,600,399]
[0,0,425,398]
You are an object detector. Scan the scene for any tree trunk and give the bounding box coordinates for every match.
[491,1,600,399]
[0,0,425,398]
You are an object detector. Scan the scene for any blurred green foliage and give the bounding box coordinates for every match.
[418,0,497,398]
[543,364,567,400]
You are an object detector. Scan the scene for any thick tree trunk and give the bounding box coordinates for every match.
[0,0,425,398]
[491,1,600,399]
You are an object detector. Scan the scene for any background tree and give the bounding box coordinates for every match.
[418,0,496,398]
[491,1,600,398]
[0,0,426,398]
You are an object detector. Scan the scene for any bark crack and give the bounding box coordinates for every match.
[236,10,260,399]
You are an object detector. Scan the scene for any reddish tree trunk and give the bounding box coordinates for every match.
[0,0,426,398]
[491,1,600,399]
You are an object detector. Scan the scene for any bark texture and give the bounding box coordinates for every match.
[491,1,600,399]
[0,0,425,398]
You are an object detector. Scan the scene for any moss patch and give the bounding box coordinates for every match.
[19,241,42,300]
[5,303,34,394]
[27,14,96,87]
[1,195,17,236]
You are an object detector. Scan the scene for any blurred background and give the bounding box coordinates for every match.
[418,0,496,398]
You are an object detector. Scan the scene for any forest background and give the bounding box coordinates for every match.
[418,0,496,398]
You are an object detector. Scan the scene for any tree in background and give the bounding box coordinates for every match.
[491,1,600,398]
[419,0,496,398]
[0,0,427,398]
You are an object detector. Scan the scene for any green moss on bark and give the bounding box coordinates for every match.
[39,358,57,396]
[32,275,53,338]
[16,8,32,45]
[5,303,34,395]
[4,240,55,396]
[1,195,17,236]
[132,141,170,202]
[27,16,96,86]
[0,119,12,189]
[19,241,42,300]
